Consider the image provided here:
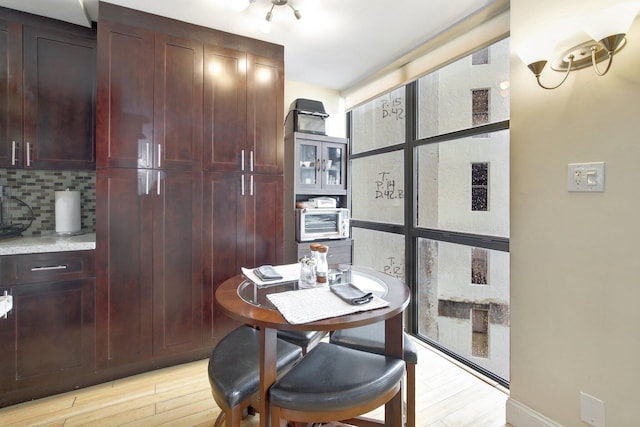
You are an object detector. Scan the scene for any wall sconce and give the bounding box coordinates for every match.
[519,2,640,90]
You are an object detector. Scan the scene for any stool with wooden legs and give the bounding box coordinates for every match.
[330,321,418,427]
[269,342,406,426]
[207,326,303,427]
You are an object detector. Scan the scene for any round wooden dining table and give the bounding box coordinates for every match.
[215,265,411,427]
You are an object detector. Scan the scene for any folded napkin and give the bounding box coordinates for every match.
[241,263,301,287]
[330,283,374,305]
[253,265,283,281]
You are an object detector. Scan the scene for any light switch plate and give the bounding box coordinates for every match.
[568,162,605,192]
[580,392,605,427]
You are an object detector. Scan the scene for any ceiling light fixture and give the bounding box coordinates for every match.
[236,0,301,34]
[519,2,640,90]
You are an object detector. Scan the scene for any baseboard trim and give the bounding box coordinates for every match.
[506,397,563,427]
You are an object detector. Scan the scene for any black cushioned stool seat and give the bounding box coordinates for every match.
[208,326,303,427]
[330,322,418,427]
[269,342,405,425]
[276,330,326,354]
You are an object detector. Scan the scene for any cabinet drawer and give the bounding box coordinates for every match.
[0,251,95,285]
[297,239,352,266]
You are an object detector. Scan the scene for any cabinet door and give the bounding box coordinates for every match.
[22,25,96,170]
[96,22,154,169]
[152,170,202,356]
[245,174,284,267]
[202,171,245,345]
[0,278,95,393]
[203,45,246,172]
[96,168,153,368]
[13,279,95,389]
[321,141,347,191]
[0,20,22,168]
[294,139,321,191]
[247,54,283,174]
[154,34,203,171]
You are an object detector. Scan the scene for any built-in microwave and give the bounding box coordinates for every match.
[295,208,350,242]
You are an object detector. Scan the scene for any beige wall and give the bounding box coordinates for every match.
[509,1,640,425]
[284,80,346,138]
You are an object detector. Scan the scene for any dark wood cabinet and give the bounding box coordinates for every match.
[95,168,152,367]
[151,169,202,357]
[154,34,203,171]
[95,168,202,368]
[97,24,203,171]
[0,9,96,170]
[96,18,206,368]
[0,19,20,168]
[202,171,283,345]
[0,251,95,400]
[202,45,246,172]
[203,46,284,174]
[96,22,154,169]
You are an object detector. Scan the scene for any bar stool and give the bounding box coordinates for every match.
[269,342,406,426]
[330,322,418,427]
[207,326,303,427]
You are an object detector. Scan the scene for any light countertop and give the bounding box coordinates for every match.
[0,233,96,256]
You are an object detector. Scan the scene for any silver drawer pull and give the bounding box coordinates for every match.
[31,265,68,271]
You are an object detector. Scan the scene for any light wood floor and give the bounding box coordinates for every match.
[0,338,509,427]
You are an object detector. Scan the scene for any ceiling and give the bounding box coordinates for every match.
[0,0,500,91]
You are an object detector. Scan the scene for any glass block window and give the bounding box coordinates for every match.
[472,89,489,127]
[472,47,489,65]
[471,162,489,211]
[471,248,488,285]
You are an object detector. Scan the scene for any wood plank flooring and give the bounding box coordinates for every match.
[0,338,509,426]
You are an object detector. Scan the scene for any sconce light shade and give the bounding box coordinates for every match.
[582,2,640,43]
[521,1,640,89]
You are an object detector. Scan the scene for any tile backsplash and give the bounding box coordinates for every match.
[1,169,96,237]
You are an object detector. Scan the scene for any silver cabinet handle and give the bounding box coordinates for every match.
[145,170,150,195]
[157,144,161,168]
[31,265,68,271]
[11,141,17,166]
[250,175,254,196]
[241,175,245,196]
[250,151,254,172]
[157,171,161,195]
[241,149,245,171]
[26,142,31,166]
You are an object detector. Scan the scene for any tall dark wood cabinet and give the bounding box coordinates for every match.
[0,9,95,170]
[201,44,284,345]
[96,2,284,367]
[96,15,204,369]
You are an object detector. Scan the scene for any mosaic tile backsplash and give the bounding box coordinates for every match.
[1,169,96,237]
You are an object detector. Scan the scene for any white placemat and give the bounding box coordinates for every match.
[266,286,389,324]
[241,263,300,287]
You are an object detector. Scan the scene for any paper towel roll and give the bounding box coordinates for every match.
[55,190,81,234]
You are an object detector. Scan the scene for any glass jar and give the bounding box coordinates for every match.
[315,245,328,284]
[299,256,317,289]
